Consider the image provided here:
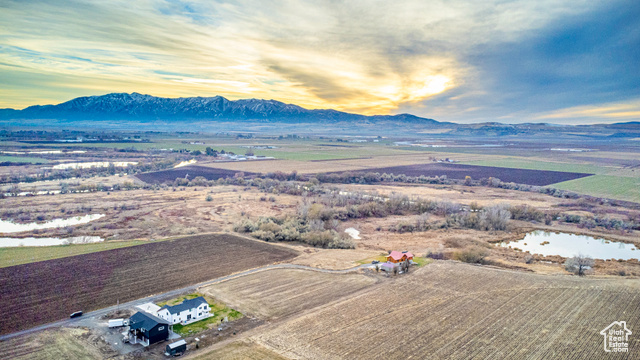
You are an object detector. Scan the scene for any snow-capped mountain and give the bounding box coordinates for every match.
[2,92,444,125]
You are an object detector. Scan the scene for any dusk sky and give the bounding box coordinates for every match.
[1,0,639,124]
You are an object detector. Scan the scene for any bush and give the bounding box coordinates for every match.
[205,195,213,202]
[453,247,488,264]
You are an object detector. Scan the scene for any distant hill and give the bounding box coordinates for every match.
[0,92,447,127]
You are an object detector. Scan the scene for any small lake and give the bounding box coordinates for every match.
[0,214,105,233]
[0,236,103,247]
[499,231,639,260]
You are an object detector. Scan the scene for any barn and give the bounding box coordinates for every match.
[127,311,170,346]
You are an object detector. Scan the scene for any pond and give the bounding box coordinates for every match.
[0,214,105,233]
[0,236,103,247]
[499,230,639,260]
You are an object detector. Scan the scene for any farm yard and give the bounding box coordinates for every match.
[0,234,297,335]
[243,262,640,359]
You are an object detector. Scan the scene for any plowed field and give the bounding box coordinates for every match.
[0,234,297,335]
[252,262,640,359]
[202,268,377,319]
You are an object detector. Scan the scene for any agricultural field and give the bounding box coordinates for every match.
[248,262,640,359]
[0,234,297,335]
[328,163,592,186]
[552,175,640,203]
[192,340,288,360]
[202,268,378,319]
[0,239,153,268]
[135,165,254,183]
[1,328,114,360]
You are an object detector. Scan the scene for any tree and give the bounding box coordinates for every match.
[565,255,595,276]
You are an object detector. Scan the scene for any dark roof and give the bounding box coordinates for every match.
[129,311,169,331]
[160,296,208,315]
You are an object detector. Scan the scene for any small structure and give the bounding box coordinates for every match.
[165,339,187,356]
[128,311,169,346]
[380,262,396,273]
[157,296,211,325]
[387,251,414,263]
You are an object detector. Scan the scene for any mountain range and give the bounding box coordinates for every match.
[0,92,445,126]
[1,93,638,137]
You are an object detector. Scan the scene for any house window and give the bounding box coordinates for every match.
[199,313,202,316]
[158,326,165,331]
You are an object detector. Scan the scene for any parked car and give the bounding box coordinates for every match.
[70,311,83,318]
[371,260,380,264]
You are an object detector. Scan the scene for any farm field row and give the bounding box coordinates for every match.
[552,175,640,203]
[0,234,297,335]
[246,262,640,359]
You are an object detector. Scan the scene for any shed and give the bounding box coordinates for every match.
[165,339,187,356]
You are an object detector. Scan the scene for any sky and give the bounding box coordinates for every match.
[0,0,639,124]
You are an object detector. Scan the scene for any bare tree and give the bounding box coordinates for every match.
[565,255,595,276]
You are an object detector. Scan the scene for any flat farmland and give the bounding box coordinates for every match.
[333,163,592,186]
[202,268,377,319]
[553,175,640,203]
[135,165,255,183]
[252,262,640,359]
[0,233,297,335]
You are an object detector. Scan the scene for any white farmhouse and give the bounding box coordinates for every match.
[156,297,212,325]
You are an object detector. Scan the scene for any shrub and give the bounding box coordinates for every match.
[453,247,488,264]
[205,195,213,202]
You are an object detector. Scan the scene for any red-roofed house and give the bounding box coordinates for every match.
[386,251,405,263]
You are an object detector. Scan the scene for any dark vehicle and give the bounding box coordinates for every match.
[371,260,380,264]
[69,311,83,318]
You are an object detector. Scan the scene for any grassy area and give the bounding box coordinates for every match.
[159,293,243,337]
[0,239,153,268]
[356,254,388,265]
[552,175,640,203]
[0,155,51,164]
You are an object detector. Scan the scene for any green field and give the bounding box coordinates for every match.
[552,175,640,203]
[0,239,152,268]
[0,155,51,164]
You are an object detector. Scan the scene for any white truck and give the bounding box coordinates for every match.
[108,318,129,328]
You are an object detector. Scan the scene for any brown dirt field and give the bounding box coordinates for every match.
[339,183,568,209]
[2,328,113,360]
[201,268,377,320]
[252,261,640,359]
[197,153,441,174]
[191,340,287,360]
[288,248,382,270]
[0,233,298,335]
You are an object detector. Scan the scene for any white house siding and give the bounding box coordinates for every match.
[156,303,211,325]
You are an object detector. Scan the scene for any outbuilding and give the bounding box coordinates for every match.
[127,311,169,346]
[165,339,187,356]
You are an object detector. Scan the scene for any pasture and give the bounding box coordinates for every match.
[552,175,640,203]
[0,234,297,335]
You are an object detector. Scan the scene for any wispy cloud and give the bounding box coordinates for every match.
[0,0,638,123]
